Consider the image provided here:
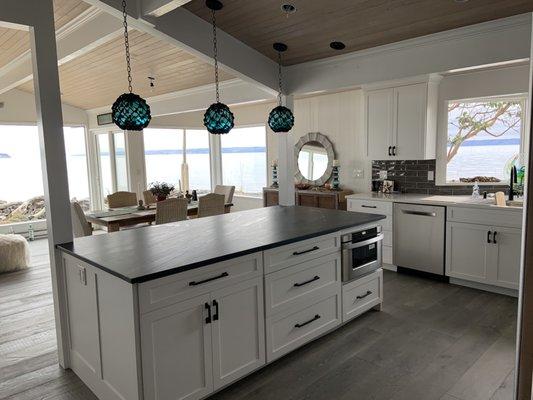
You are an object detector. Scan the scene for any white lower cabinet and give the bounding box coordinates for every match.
[141,294,214,400]
[141,277,265,400]
[446,222,521,290]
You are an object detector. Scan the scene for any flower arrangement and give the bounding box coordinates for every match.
[149,182,175,201]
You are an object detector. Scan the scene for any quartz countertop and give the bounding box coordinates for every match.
[346,192,523,211]
[58,206,385,284]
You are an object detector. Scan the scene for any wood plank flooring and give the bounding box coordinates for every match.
[0,239,518,400]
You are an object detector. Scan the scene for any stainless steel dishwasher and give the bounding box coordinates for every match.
[393,203,445,276]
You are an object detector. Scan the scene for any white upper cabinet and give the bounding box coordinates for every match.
[365,75,440,160]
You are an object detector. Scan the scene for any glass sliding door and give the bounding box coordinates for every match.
[96,131,129,206]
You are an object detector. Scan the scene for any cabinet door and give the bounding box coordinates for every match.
[211,277,265,390]
[446,222,491,283]
[492,226,521,289]
[366,88,393,159]
[141,294,213,400]
[393,83,426,160]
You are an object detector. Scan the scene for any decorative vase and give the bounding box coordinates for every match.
[157,194,167,202]
[271,161,278,188]
[332,159,340,190]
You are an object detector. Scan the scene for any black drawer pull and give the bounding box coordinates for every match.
[294,275,320,287]
[487,230,492,244]
[392,146,396,156]
[189,272,229,286]
[294,314,321,328]
[388,146,392,156]
[356,290,372,300]
[361,205,377,209]
[212,299,219,321]
[493,231,498,244]
[293,246,319,256]
[205,302,212,324]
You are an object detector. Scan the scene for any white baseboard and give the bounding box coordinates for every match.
[382,264,397,272]
[449,277,518,297]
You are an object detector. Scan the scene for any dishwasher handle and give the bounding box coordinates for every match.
[400,209,437,217]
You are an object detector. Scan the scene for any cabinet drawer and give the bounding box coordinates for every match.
[265,253,341,316]
[447,206,523,228]
[347,199,392,215]
[139,253,263,314]
[342,269,382,322]
[263,234,339,274]
[266,290,341,362]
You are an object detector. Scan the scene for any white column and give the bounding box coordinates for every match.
[125,130,147,199]
[209,133,222,190]
[29,0,73,367]
[277,95,296,206]
[515,13,533,399]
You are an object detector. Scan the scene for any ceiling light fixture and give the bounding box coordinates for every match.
[330,41,346,50]
[267,42,294,133]
[203,0,234,135]
[111,0,151,131]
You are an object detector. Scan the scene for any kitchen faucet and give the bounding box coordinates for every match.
[509,165,517,201]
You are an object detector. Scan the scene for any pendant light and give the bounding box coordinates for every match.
[268,42,294,133]
[203,0,234,134]
[111,0,151,131]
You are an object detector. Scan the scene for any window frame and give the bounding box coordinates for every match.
[436,93,528,186]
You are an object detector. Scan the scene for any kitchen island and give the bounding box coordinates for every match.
[57,206,385,400]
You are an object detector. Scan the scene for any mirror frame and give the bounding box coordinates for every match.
[294,132,335,186]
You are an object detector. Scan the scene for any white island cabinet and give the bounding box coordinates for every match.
[60,228,383,400]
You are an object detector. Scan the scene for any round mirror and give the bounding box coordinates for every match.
[294,132,335,186]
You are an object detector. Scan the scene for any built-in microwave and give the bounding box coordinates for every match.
[341,226,383,283]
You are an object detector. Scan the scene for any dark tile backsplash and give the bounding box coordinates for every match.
[371,159,508,195]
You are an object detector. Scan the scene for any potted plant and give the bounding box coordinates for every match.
[149,182,175,201]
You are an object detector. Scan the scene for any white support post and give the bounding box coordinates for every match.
[277,95,295,206]
[209,133,222,190]
[125,130,147,198]
[29,0,73,368]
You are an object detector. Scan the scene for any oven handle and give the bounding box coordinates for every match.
[342,233,384,250]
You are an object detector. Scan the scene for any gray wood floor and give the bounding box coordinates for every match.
[0,239,517,400]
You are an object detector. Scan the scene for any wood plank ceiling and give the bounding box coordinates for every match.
[0,0,90,69]
[18,30,234,110]
[184,0,533,65]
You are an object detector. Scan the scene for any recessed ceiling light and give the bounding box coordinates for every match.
[330,41,346,50]
[281,3,296,14]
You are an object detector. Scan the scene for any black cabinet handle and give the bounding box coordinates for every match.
[392,146,396,156]
[212,299,219,321]
[493,231,497,244]
[293,246,319,256]
[205,302,212,324]
[388,146,392,156]
[294,275,320,287]
[487,230,492,244]
[361,205,377,209]
[356,290,372,300]
[294,314,321,328]
[189,272,229,286]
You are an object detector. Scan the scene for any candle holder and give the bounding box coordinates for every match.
[271,160,279,188]
[331,160,340,190]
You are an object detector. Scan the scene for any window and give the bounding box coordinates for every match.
[221,126,267,197]
[96,131,129,203]
[445,97,525,184]
[185,129,211,192]
[144,128,183,187]
[64,127,90,208]
[0,125,91,224]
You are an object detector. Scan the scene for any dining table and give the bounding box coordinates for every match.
[85,201,233,232]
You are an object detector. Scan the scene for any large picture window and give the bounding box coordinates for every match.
[445,97,526,184]
[221,126,267,197]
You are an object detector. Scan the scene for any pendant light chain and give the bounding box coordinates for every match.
[277,52,283,106]
[121,0,133,94]
[211,9,220,103]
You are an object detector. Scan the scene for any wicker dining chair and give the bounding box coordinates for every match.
[107,191,137,208]
[155,198,188,225]
[143,190,157,206]
[197,193,225,218]
[214,185,235,204]
[70,201,92,238]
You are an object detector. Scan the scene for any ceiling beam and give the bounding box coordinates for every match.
[83,0,279,95]
[141,0,192,18]
[286,13,532,95]
[0,8,124,95]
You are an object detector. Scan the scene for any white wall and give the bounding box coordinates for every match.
[435,64,531,185]
[0,88,88,126]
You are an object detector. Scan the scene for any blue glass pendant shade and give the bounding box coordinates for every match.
[268,105,294,133]
[112,93,151,131]
[203,102,235,134]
